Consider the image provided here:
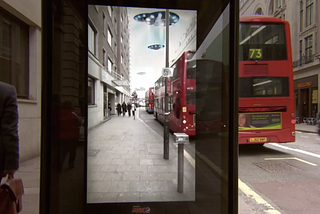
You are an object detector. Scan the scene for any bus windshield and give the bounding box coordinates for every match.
[239,23,287,61]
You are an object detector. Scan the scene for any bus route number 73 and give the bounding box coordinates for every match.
[249,48,263,59]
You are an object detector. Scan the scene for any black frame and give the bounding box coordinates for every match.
[41,0,239,213]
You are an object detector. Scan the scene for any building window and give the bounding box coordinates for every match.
[108,58,113,73]
[114,42,117,56]
[255,8,263,15]
[0,11,29,98]
[306,0,314,27]
[299,40,302,65]
[276,0,281,8]
[300,1,303,31]
[94,5,99,12]
[107,6,112,17]
[121,54,123,63]
[88,23,96,55]
[103,13,106,36]
[103,49,106,66]
[282,13,285,20]
[305,35,313,63]
[269,0,274,15]
[108,28,112,47]
[88,77,95,105]
[121,35,123,43]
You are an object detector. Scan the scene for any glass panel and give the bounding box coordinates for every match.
[44,0,237,213]
[239,23,287,61]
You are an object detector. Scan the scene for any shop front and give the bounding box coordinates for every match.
[294,75,318,123]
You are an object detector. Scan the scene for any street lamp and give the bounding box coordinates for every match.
[163,9,170,160]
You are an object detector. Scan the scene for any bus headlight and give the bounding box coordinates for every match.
[183,120,186,124]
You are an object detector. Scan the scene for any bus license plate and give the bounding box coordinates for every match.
[249,137,267,142]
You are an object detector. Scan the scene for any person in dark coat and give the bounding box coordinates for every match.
[116,103,121,116]
[127,102,132,117]
[59,100,80,170]
[0,81,19,182]
[122,102,127,116]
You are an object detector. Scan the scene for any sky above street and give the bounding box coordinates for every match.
[127,7,196,98]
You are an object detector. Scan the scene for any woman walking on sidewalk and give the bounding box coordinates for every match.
[122,102,127,116]
[116,103,121,116]
[132,103,136,120]
[127,102,132,117]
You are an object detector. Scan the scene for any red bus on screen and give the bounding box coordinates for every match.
[145,87,154,114]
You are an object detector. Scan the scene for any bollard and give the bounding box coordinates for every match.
[173,133,189,193]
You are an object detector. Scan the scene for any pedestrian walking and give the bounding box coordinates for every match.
[0,81,19,183]
[122,102,127,116]
[132,102,137,119]
[127,102,132,117]
[116,103,121,116]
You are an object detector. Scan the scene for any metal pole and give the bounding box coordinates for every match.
[177,144,184,193]
[164,9,170,160]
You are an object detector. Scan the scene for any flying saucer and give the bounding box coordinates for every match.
[134,11,180,26]
[148,44,165,50]
[137,72,146,75]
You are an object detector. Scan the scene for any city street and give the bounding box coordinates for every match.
[239,131,320,214]
[139,108,320,214]
[15,108,320,214]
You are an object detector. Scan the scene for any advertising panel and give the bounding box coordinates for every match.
[238,112,282,130]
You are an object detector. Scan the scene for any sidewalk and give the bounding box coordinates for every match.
[87,109,195,203]
[16,109,256,213]
[295,123,318,133]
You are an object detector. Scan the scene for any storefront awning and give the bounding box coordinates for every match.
[112,80,130,87]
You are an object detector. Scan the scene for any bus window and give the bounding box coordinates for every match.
[239,23,287,61]
[239,77,289,97]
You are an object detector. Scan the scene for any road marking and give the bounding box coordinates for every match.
[269,143,320,159]
[239,180,282,214]
[139,111,280,214]
[184,148,195,167]
[264,157,317,166]
[300,135,309,138]
[137,111,196,168]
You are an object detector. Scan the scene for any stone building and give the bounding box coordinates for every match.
[88,5,130,128]
[0,0,41,161]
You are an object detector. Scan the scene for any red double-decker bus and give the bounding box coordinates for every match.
[154,51,196,136]
[145,87,154,113]
[154,51,225,136]
[238,15,295,145]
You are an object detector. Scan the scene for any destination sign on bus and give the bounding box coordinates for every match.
[238,112,281,130]
[249,48,263,59]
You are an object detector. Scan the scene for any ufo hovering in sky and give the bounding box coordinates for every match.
[134,11,180,26]
[147,44,165,50]
[136,72,146,75]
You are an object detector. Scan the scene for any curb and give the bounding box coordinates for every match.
[296,129,317,134]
